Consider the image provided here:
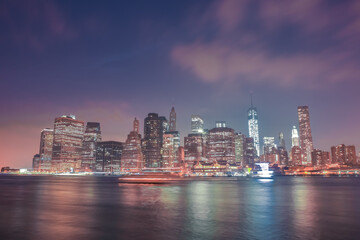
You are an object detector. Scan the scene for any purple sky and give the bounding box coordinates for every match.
[1,0,360,168]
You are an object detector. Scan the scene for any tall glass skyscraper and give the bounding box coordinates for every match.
[248,104,260,156]
[121,118,143,171]
[143,113,167,168]
[206,124,235,164]
[291,126,300,147]
[95,141,123,172]
[297,106,314,164]
[51,115,84,172]
[39,128,54,171]
[81,122,102,171]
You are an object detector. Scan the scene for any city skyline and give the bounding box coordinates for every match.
[2,102,360,169]
[1,0,360,168]
[20,104,355,172]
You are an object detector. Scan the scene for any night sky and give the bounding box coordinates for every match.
[1,0,360,168]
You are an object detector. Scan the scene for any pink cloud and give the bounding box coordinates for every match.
[171,0,360,88]
[259,0,360,35]
[215,0,247,31]
[172,41,360,88]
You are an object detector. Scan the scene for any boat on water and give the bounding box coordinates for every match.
[252,163,274,179]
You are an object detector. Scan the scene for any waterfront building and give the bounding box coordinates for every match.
[321,151,331,165]
[32,154,40,170]
[331,144,357,165]
[142,113,167,168]
[81,122,102,171]
[206,123,235,164]
[248,101,260,156]
[95,141,123,172]
[191,115,204,133]
[291,126,300,147]
[234,133,245,165]
[346,146,357,165]
[121,118,143,171]
[192,161,238,175]
[311,149,323,166]
[184,133,206,166]
[331,144,345,164]
[39,128,54,171]
[162,133,175,168]
[297,106,314,164]
[51,115,84,172]
[164,131,181,167]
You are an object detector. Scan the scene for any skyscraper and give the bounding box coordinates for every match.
[121,118,143,171]
[311,149,323,166]
[248,99,260,156]
[162,133,175,168]
[142,113,167,168]
[32,154,40,170]
[297,106,314,164]
[184,133,206,166]
[345,146,357,165]
[206,123,235,163]
[291,126,300,147]
[278,147,289,166]
[331,144,357,165]
[51,115,84,172]
[166,107,180,167]
[95,141,123,172]
[191,115,204,133]
[263,137,276,155]
[164,131,181,167]
[321,151,331,166]
[244,137,256,166]
[169,107,176,132]
[234,133,245,165]
[279,132,286,149]
[81,122,102,171]
[39,128,54,171]
[291,146,302,166]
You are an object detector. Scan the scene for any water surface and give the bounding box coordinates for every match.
[0,175,359,240]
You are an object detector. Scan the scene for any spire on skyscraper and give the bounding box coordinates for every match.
[133,118,139,133]
[169,107,176,131]
[250,91,253,108]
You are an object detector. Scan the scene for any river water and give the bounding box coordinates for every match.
[0,175,359,240]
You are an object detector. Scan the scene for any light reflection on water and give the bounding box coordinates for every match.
[257,178,274,183]
[1,176,360,240]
